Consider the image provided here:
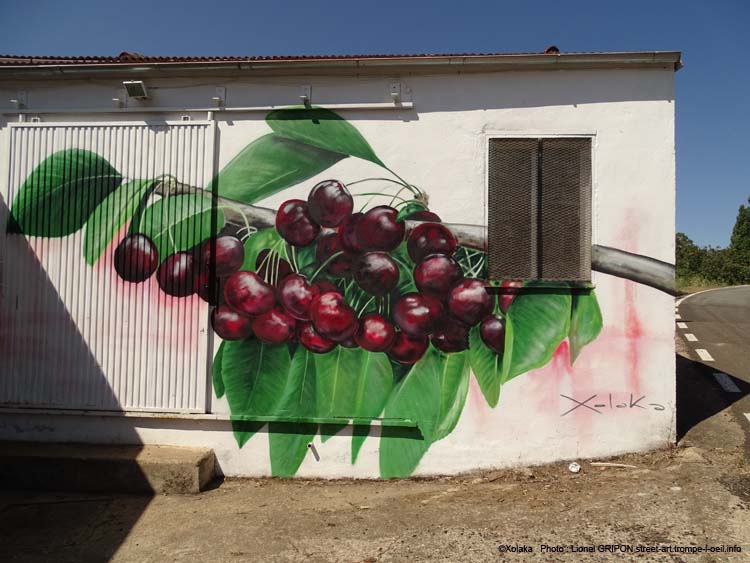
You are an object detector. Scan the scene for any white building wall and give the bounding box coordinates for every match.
[0,66,676,477]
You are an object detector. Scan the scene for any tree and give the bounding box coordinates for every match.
[729,196,750,256]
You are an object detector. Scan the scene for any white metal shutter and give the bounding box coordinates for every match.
[0,122,216,413]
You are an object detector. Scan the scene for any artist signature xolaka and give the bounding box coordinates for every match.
[560,393,666,416]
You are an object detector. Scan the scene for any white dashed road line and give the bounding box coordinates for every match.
[695,349,715,362]
[677,322,688,329]
[713,373,741,393]
[745,413,750,425]
[684,333,698,342]
[675,314,682,320]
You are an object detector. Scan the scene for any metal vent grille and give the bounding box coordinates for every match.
[488,138,591,281]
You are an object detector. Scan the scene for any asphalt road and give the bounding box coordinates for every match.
[676,286,750,457]
[677,286,750,383]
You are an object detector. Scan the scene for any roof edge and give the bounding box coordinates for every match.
[0,51,683,78]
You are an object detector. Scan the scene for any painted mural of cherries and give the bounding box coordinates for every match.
[114,233,159,283]
[308,180,354,227]
[278,274,318,321]
[407,222,456,263]
[498,280,523,313]
[354,252,399,296]
[157,252,196,297]
[356,205,405,252]
[448,279,493,326]
[414,254,462,298]
[316,232,353,278]
[355,313,396,352]
[190,174,505,365]
[211,306,253,341]
[255,249,293,283]
[252,306,296,344]
[224,270,275,317]
[298,321,336,354]
[310,292,358,343]
[338,212,364,253]
[480,315,506,354]
[201,235,244,277]
[387,331,429,364]
[431,316,470,353]
[275,199,320,247]
[392,292,443,337]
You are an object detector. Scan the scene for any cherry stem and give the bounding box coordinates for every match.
[347,177,405,188]
[353,192,409,203]
[309,251,345,282]
[384,167,422,197]
[358,297,375,316]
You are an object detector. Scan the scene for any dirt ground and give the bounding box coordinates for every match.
[1,344,749,563]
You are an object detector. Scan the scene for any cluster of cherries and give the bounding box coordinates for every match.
[113,179,516,364]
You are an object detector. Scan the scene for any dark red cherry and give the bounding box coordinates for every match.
[275,199,320,246]
[407,223,457,263]
[354,252,399,296]
[224,270,275,317]
[308,180,353,227]
[387,332,429,364]
[201,236,244,277]
[498,280,523,313]
[355,313,396,352]
[448,279,493,326]
[157,252,195,297]
[407,210,442,222]
[114,233,158,283]
[414,254,463,298]
[195,270,226,305]
[480,315,506,354]
[431,316,470,353]
[356,205,405,252]
[314,279,340,295]
[316,232,353,277]
[277,274,319,321]
[392,292,443,337]
[310,292,358,343]
[338,212,364,253]
[298,321,336,354]
[211,306,253,340]
[255,249,293,284]
[252,306,296,344]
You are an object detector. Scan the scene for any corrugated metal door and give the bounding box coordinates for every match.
[0,121,216,413]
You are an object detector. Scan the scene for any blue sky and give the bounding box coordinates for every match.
[2,0,748,247]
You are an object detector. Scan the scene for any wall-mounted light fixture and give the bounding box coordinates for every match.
[299,84,312,107]
[212,86,226,108]
[123,80,150,100]
[10,91,27,109]
[390,82,402,103]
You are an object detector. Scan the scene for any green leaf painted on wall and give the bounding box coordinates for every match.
[269,348,318,477]
[131,194,225,262]
[82,179,153,265]
[210,133,345,205]
[395,200,427,222]
[313,347,393,454]
[433,350,470,441]
[8,149,123,237]
[240,227,283,271]
[568,290,603,364]
[469,325,503,407]
[349,350,394,463]
[267,107,385,167]
[212,341,226,399]
[379,347,469,478]
[221,338,291,447]
[502,290,572,382]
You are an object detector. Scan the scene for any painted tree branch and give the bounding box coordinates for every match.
[156,180,677,296]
